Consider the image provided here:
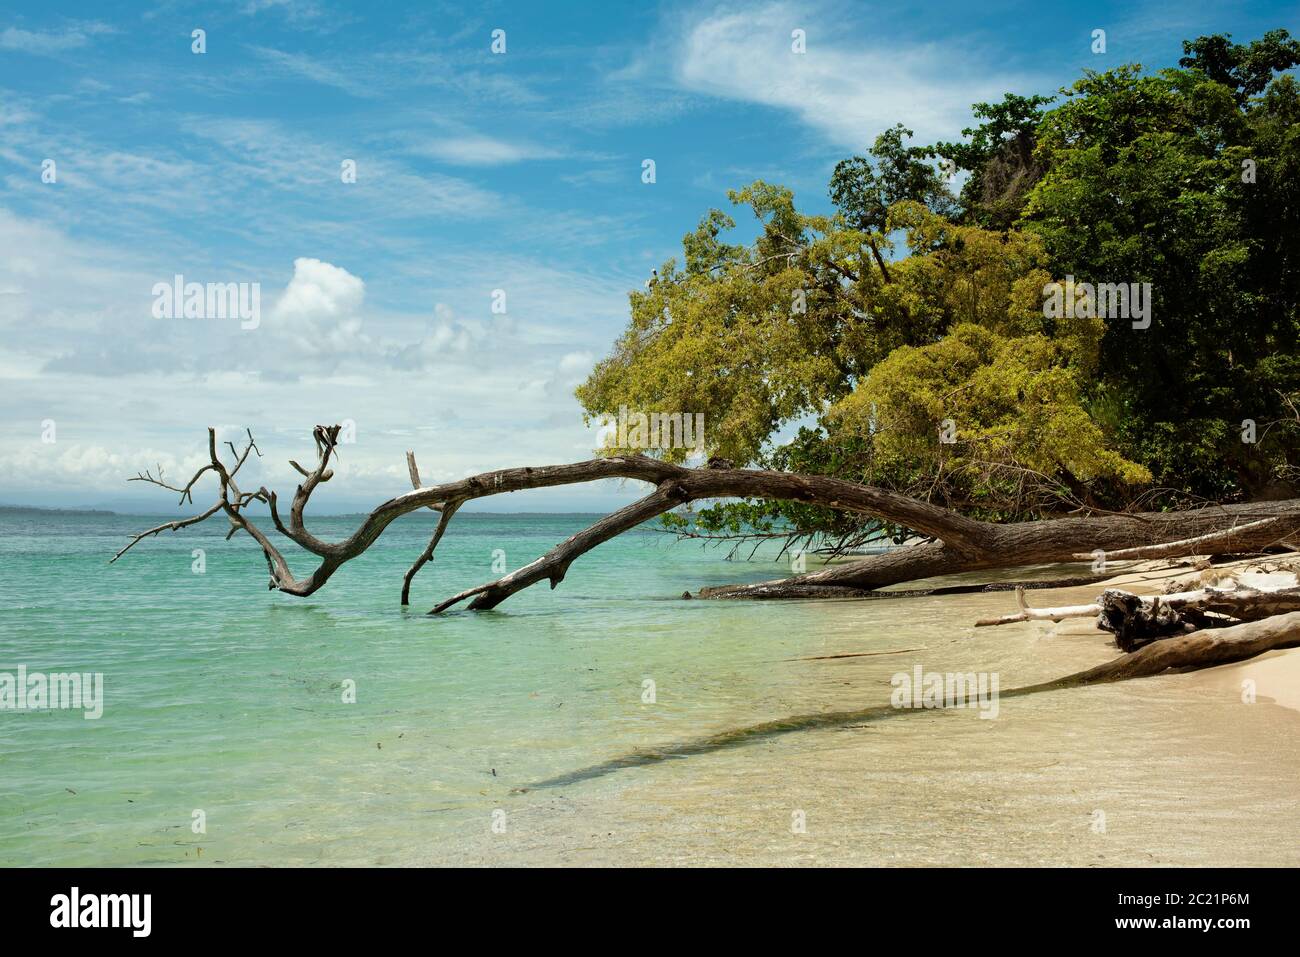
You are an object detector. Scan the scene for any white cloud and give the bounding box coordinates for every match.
[675,2,1034,148]
[270,257,371,359]
[274,257,365,323]
[0,441,211,494]
[556,350,595,387]
[559,351,594,376]
[0,22,114,56]
[406,134,562,166]
[0,97,35,127]
[0,208,639,508]
[388,303,482,366]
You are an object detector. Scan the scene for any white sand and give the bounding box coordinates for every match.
[428,559,1300,866]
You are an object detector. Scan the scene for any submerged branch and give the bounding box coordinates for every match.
[116,423,1300,613]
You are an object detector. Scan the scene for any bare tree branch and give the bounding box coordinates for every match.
[430,483,688,613]
[116,423,1300,612]
[402,499,462,606]
[406,451,441,512]
[109,503,225,563]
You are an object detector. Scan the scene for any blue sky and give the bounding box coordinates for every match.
[1,0,1295,512]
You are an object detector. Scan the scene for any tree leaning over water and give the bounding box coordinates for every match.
[108,32,1300,783]
[578,30,1300,557]
[112,424,1300,782]
[114,424,1300,608]
[117,32,1300,610]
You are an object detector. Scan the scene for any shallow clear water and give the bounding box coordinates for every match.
[3,511,1298,867]
[0,510,854,865]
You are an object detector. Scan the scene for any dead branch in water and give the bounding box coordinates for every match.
[399,450,462,606]
[115,423,1300,613]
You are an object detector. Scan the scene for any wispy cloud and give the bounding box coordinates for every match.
[247,45,375,96]
[242,0,327,20]
[403,133,563,166]
[178,115,502,220]
[673,1,1036,147]
[0,21,115,56]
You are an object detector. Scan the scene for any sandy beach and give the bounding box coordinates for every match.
[434,561,1300,866]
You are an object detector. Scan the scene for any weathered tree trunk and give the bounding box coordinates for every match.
[1053,610,1300,683]
[698,502,1300,600]
[116,424,1300,613]
[1097,585,1300,651]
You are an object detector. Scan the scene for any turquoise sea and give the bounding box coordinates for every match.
[6,510,1300,867]
[0,510,854,865]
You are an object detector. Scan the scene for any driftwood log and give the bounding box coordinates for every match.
[1097,585,1300,650]
[974,566,1300,651]
[1096,590,1192,650]
[114,424,1300,614]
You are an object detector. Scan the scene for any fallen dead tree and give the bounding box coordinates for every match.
[1094,584,1300,650]
[114,424,1300,613]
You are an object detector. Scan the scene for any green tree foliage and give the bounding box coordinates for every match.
[1179,29,1300,102]
[931,93,1053,229]
[579,31,1300,547]
[1022,36,1300,499]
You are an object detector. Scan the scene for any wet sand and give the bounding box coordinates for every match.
[432,562,1300,866]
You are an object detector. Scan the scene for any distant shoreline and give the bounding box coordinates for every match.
[0,504,117,516]
[0,504,628,519]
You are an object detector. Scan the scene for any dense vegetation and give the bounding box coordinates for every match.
[578,32,1300,550]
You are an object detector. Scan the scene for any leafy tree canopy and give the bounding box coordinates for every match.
[579,31,1300,548]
